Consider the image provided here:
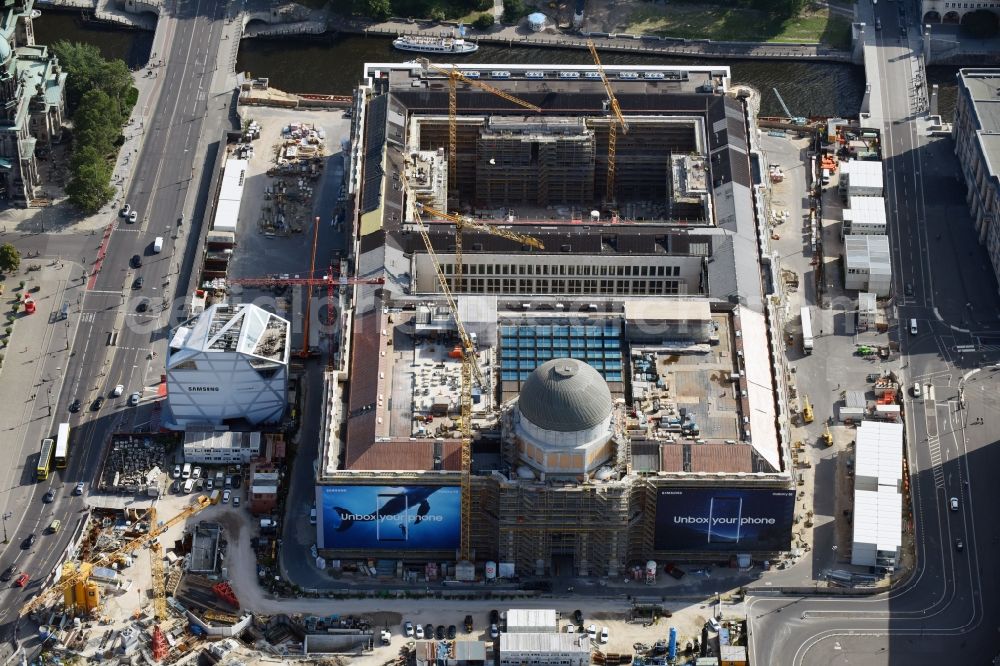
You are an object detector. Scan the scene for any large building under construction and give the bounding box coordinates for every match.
[317,61,796,578]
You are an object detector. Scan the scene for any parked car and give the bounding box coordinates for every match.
[222,490,231,504]
[170,480,180,493]
[573,610,583,625]
[600,627,609,644]
[13,573,29,588]
[447,625,456,639]
[464,615,474,633]
[415,625,424,640]
[192,467,202,479]
[403,621,414,637]
[665,563,686,579]
[435,625,445,640]
[172,464,182,478]
[73,482,84,495]
[233,496,240,508]
[706,617,721,633]
[424,625,434,641]
[0,566,15,582]
[490,624,500,639]
[587,624,597,640]
[489,610,500,625]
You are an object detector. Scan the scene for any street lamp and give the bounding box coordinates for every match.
[2,511,11,544]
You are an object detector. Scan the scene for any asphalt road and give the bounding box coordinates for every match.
[748,3,1000,664]
[0,0,232,645]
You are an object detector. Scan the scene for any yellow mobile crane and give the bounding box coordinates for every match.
[20,496,212,618]
[417,59,542,194]
[802,395,814,424]
[587,39,630,205]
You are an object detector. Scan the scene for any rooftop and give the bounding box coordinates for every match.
[168,303,289,364]
[326,297,783,478]
[959,69,1000,181]
[855,420,903,487]
[499,632,591,653]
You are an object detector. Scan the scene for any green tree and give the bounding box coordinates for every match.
[472,13,494,29]
[355,0,390,19]
[51,42,136,117]
[73,89,123,156]
[0,244,19,274]
[502,0,525,23]
[66,146,115,214]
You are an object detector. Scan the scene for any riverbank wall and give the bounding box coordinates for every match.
[36,0,157,30]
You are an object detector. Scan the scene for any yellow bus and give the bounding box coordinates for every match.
[37,438,54,481]
[54,422,70,469]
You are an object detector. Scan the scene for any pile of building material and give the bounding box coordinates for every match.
[257,121,327,237]
[100,434,179,494]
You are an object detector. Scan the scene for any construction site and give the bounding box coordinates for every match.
[313,54,799,582]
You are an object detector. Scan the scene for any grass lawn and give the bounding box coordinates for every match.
[621,3,853,49]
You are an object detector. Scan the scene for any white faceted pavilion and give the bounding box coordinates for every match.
[166,303,290,428]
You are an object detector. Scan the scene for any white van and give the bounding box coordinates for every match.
[153,236,164,253]
[909,318,918,335]
[182,479,194,494]
[181,463,192,479]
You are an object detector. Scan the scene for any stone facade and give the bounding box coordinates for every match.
[0,0,67,206]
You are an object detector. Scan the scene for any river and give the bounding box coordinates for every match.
[32,9,959,120]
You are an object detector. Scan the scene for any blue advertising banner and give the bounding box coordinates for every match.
[318,485,461,550]
[654,487,795,552]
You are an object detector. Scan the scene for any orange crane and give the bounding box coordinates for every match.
[417,59,542,194]
[414,201,544,292]
[587,39,629,205]
[229,268,384,363]
[21,496,213,618]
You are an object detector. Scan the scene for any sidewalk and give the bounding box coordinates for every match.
[0,260,84,532]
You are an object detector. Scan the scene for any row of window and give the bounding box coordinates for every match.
[450,278,683,295]
[442,263,683,277]
[940,2,1000,8]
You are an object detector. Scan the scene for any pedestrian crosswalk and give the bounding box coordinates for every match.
[924,400,945,489]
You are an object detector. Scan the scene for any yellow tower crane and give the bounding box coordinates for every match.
[400,173,540,564]
[587,39,630,205]
[415,201,544,292]
[21,496,213,618]
[417,59,542,197]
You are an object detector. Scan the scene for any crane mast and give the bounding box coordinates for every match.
[417,59,542,290]
[587,40,629,205]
